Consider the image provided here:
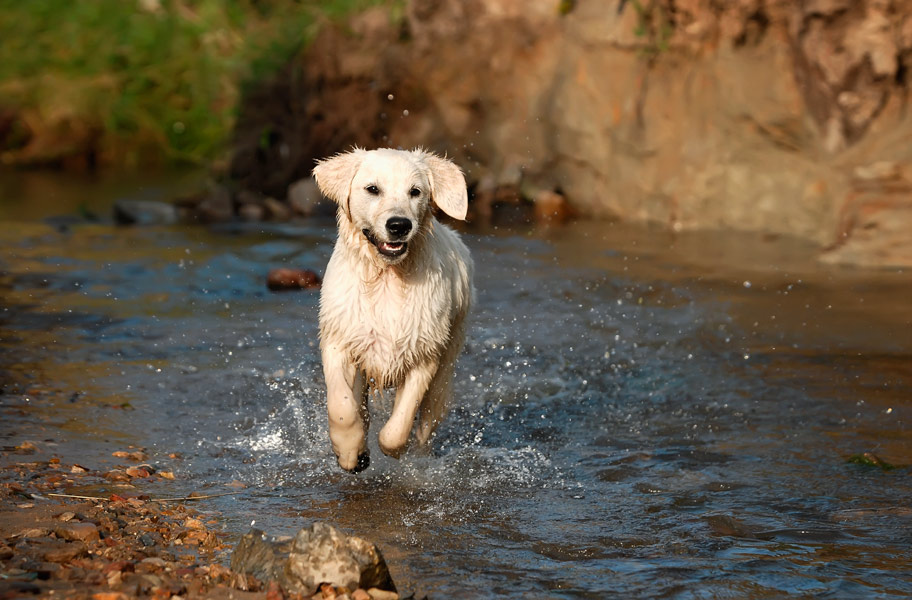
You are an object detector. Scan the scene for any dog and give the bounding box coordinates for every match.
[313,148,474,473]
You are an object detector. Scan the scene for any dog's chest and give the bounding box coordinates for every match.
[324,266,450,382]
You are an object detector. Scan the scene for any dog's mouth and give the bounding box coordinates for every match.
[363,229,408,258]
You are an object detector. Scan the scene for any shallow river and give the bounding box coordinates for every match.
[2,172,911,598]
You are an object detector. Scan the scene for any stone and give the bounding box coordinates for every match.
[231,524,396,597]
[266,268,322,291]
[55,522,100,542]
[230,529,290,584]
[113,199,178,226]
[43,541,88,563]
[196,185,234,223]
[288,177,330,217]
[263,197,292,221]
[533,190,572,224]
[239,202,265,222]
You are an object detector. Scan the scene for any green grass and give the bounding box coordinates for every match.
[0,0,398,166]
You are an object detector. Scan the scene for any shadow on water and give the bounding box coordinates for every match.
[1,179,911,597]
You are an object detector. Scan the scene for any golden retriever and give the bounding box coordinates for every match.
[313,148,473,472]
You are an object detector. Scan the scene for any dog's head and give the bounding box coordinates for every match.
[313,148,467,263]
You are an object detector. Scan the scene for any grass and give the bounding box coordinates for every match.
[0,0,398,166]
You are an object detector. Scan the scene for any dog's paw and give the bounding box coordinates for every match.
[341,450,370,474]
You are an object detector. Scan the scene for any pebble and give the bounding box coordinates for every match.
[266,268,321,291]
[125,466,152,478]
[43,541,88,563]
[56,522,100,542]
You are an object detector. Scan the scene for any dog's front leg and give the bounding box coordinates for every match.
[378,359,437,459]
[322,343,370,473]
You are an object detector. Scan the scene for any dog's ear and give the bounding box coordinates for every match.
[415,151,468,221]
[313,149,366,219]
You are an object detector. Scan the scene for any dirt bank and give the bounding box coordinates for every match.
[227,0,912,268]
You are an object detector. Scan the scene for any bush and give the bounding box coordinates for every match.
[0,0,396,166]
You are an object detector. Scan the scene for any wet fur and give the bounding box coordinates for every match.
[313,148,473,472]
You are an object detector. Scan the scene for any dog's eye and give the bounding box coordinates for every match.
[365,185,380,195]
[409,187,421,198]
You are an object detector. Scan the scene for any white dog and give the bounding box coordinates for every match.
[312,148,473,473]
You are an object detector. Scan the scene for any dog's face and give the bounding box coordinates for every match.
[313,148,467,263]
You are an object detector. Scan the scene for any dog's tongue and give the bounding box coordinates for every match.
[381,242,403,251]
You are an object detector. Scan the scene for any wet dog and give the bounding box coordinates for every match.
[313,148,473,472]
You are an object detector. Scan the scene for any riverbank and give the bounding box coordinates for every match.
[0,443,404,599]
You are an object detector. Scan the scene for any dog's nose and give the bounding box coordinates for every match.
[385,217,412,239]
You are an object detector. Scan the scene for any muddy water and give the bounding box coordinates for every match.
[2,180,911,598]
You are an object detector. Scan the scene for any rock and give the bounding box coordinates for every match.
[195,184,234,223]
[231,524,396,597]
[103,469,130,482]
[125,466,152,478]
[284,523,396,596]
[267,268,322,291]
[55,522,100,542]
[288,177,330,217]
[533,190,572,224]
[113,199,178,226]
[230,529,290,583]
[264,197,292,221]
[821,189,912,268]
[112,449,148,461]
[239,202,265,222]
[16,527,50,538]
[92,593,130,600]
[43,541,88,563]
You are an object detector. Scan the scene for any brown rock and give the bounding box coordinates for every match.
[231,524,396,596]
[112,449,148,461]
[288,177,330,216]
[125,466,152,478]
[533,190,572,224]
[267,268,322,291]
[55,522,100,542]
[91,593,130,600]
[196,185,235,223]
[103,470,130,482]
[264,197,292,221]
[239,202,265,222]
[43,541,88,563]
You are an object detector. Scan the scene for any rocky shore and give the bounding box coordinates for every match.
[0,450,408,600]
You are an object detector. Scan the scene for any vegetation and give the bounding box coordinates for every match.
[0,0,397,166]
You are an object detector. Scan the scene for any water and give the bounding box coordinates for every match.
[2,177,911,598]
